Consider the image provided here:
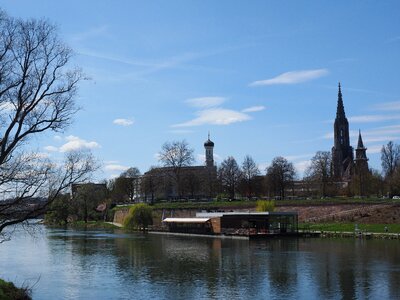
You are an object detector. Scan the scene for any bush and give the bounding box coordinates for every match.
[256,200,275,212]
[0,279,31,300]
[123,204,153,231]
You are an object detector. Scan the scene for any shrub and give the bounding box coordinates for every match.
[256,200,275,212]
[123,204,153,231]
[0,279,31,300]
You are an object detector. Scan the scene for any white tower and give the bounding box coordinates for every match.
[204,133,214,167]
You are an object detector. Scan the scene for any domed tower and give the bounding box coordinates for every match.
[204,133,214,167]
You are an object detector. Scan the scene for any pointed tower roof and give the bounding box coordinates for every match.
[357,129,366,149]
[336,82,346,119]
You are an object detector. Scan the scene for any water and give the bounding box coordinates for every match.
[0,226,399,299]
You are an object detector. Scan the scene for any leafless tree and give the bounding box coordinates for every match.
[158,140,194,198]
[241,155,260,199]
[305,151,332,197]
[116,167,141,202]
[265,156,296,200]
[381,141,400,196]
[0,11,94,240]
[218,156,242,200]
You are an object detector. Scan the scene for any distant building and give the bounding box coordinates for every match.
[143,135,218,201]
[331,83,369,182]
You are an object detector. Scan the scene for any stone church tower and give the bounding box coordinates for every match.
[204,133,214,167]
[332,83,354,180]
[354,130,369,174]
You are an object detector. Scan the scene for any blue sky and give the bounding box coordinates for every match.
[3,1,400,179]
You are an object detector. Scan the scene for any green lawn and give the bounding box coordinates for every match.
[300,222,400,233]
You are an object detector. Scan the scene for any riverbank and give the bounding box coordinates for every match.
[0,279,31,300]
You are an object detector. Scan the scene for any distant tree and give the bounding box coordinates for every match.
[142,167,158,204]
[158,140,194,198]
[45,194,71,225]
[265,156,296,200]
[218,156,242,200]
[240,155,261,199]
[381,141,400,196]
[305,151,332,197]
[71,183,106,223]
[123,203,153,232]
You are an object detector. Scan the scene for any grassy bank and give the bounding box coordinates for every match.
[301,222,400,233]
[46,221,118,229]
[113,197,399,211]
[0,279,31,300]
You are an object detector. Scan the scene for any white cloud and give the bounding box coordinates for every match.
[53,135,62,141]
[242,106,266,113]
[348,114,400,123]
[284,153,313,161]
[44,146,58,152]
[185,97,226,108]
[295,160,311,174]
[250,69,329,86]
[0,101,15,111]
[59,135,100,152]
[172,108,251,127]
[104,164,129,172]
[113,118,134,126]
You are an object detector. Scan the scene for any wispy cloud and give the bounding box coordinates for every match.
[242,106,265,113]
[295,160,311,174]
[113,118,134,126]
[284,153,313,161]
[373,101,400,111]
[348,114,400,123]
[59,136,100,152]
[104,164,129,172]
[249,69,329,86]
[172,108,252,127]
[69,25,111,45]
[44,146,58,152]
[185,97,226,108]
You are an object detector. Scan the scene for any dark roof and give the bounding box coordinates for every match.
[204,138,214,147]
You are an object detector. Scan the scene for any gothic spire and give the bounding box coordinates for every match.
[357,129,365,149]
[336,82,346,119]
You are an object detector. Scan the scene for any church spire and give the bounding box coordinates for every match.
[357,129,365,149]
[336,82,346,119]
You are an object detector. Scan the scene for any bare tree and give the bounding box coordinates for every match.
[241,155,260,199]
[158,140,194,198]
[265,156,296,200]
[381,141,400,196]
[0,11,93,239]
[305,151,332,197]
[1,151,97,240]
[218,156,242,200]
[119,167,141,202]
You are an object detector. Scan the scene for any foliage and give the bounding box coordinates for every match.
[256,200,275,212]
[123,203,153,231]
[44,194,71,225]
[381,141,400,196]
[71,183,107,223]
[0,279,31,300]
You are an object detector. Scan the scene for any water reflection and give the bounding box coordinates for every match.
[0,227,399,299]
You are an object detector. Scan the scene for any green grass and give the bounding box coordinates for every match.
[0,279,31,300]
[300,222,400,233]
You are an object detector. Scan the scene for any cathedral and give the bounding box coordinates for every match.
[331,83,369,182]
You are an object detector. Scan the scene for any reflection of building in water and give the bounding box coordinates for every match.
[162,212,298,237]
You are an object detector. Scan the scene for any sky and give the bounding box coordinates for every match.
[2,1,400,180]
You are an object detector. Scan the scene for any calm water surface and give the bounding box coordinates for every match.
[0,226,399,299]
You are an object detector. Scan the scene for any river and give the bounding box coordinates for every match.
[0,225,399,299]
